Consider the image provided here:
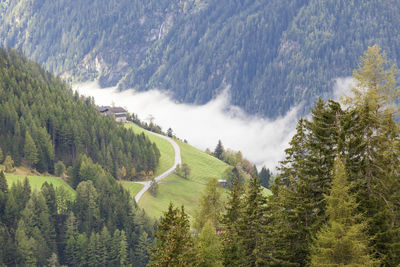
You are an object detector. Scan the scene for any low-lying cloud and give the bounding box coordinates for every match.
[332,77,355,102]
[73,82,300,171]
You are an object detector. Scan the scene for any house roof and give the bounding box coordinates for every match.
[97,106,127,113]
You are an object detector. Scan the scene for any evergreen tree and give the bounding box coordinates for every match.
[214,140,224,160]
[167,128,173,138]
[15,220,36,266]
[269,100,343,266]
[119,230,128,266]
[262,176,300,266]
[54,161,66,177]
[3,155,14,173]
[224,166,245,189]
[74,180,100,233]
[98,226,111,266]
[258,166,271,188]
[311,156,378,266]
[193,178,224,231]
[0,171,7,193]
[221,177,244,266]
[238,175,267,266]
[65,213,80,266]
[134,231,151,267]
[195,220,223,267]
[24,131,39,169]
[149,203,196,266]
[20,191,56,265]
[87,232,99,267]
[0,146,3,163]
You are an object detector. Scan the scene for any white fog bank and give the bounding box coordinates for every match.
[73,82,300,170]
[73,79,352,171]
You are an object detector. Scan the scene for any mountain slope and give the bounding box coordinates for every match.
[1,0,400,117]
[127,123,229,219]
[0,48,160,178]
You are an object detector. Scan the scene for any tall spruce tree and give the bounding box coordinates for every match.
[24,131,38,169]
[311,156,378,266]
[149,203,196,266]
[258,166,271,189]
[238,175,267,266]
[269,100,343,266]
[214,140,224,160]
[0,171,7,193]
[221,177,244,266]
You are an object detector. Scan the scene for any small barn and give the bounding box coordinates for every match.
[97,106,128,122]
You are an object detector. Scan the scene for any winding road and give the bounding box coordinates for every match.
[134,131,181,203]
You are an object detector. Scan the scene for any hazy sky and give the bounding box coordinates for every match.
[73,80,350,171]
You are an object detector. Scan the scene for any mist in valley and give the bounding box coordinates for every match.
[74,80,351,171]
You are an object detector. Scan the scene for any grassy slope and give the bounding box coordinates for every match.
[140,174,208,220]
[125,123,174,177]
[120,181,144,197]
[140,138,229,220]
[5,173,76,196]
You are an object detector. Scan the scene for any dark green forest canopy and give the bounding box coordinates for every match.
[0,48,160,177]
[1,0,400,117]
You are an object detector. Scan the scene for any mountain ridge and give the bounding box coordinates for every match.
[1,0,400,117]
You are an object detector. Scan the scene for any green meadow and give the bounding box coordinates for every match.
[5,173,76,196]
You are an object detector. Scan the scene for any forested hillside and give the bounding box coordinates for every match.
[148,45,400,267]
[0,167,155,266]
[0,49,161,265]
[1,0,400,117]
[0,48,160,178]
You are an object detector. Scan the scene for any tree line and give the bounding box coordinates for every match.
[149,45,400,266]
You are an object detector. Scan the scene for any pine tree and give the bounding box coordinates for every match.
[262,176,300,266]
[258,166,271,188]
[193,178,224,232]
[98,226,111,266]
[119,230,128,266]
[238,175,267,266]
[0,171,7,193]
[221,177,244,266]
[65,213,80,266]
[270,100,343,266]
[149,203,196,266]
[135,231,151,267]
[214,140,224,160]
[195,220,223,267]
[15,220,36,266]
[3,155,14,173]
[311,156,378,266]
[87,232,99,267]
[24,131,38,169]
[54,161,66,177]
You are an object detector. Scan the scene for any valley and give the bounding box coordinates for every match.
[0,1,399,265]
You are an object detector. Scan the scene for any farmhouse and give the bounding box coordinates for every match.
[97,106,127,122]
